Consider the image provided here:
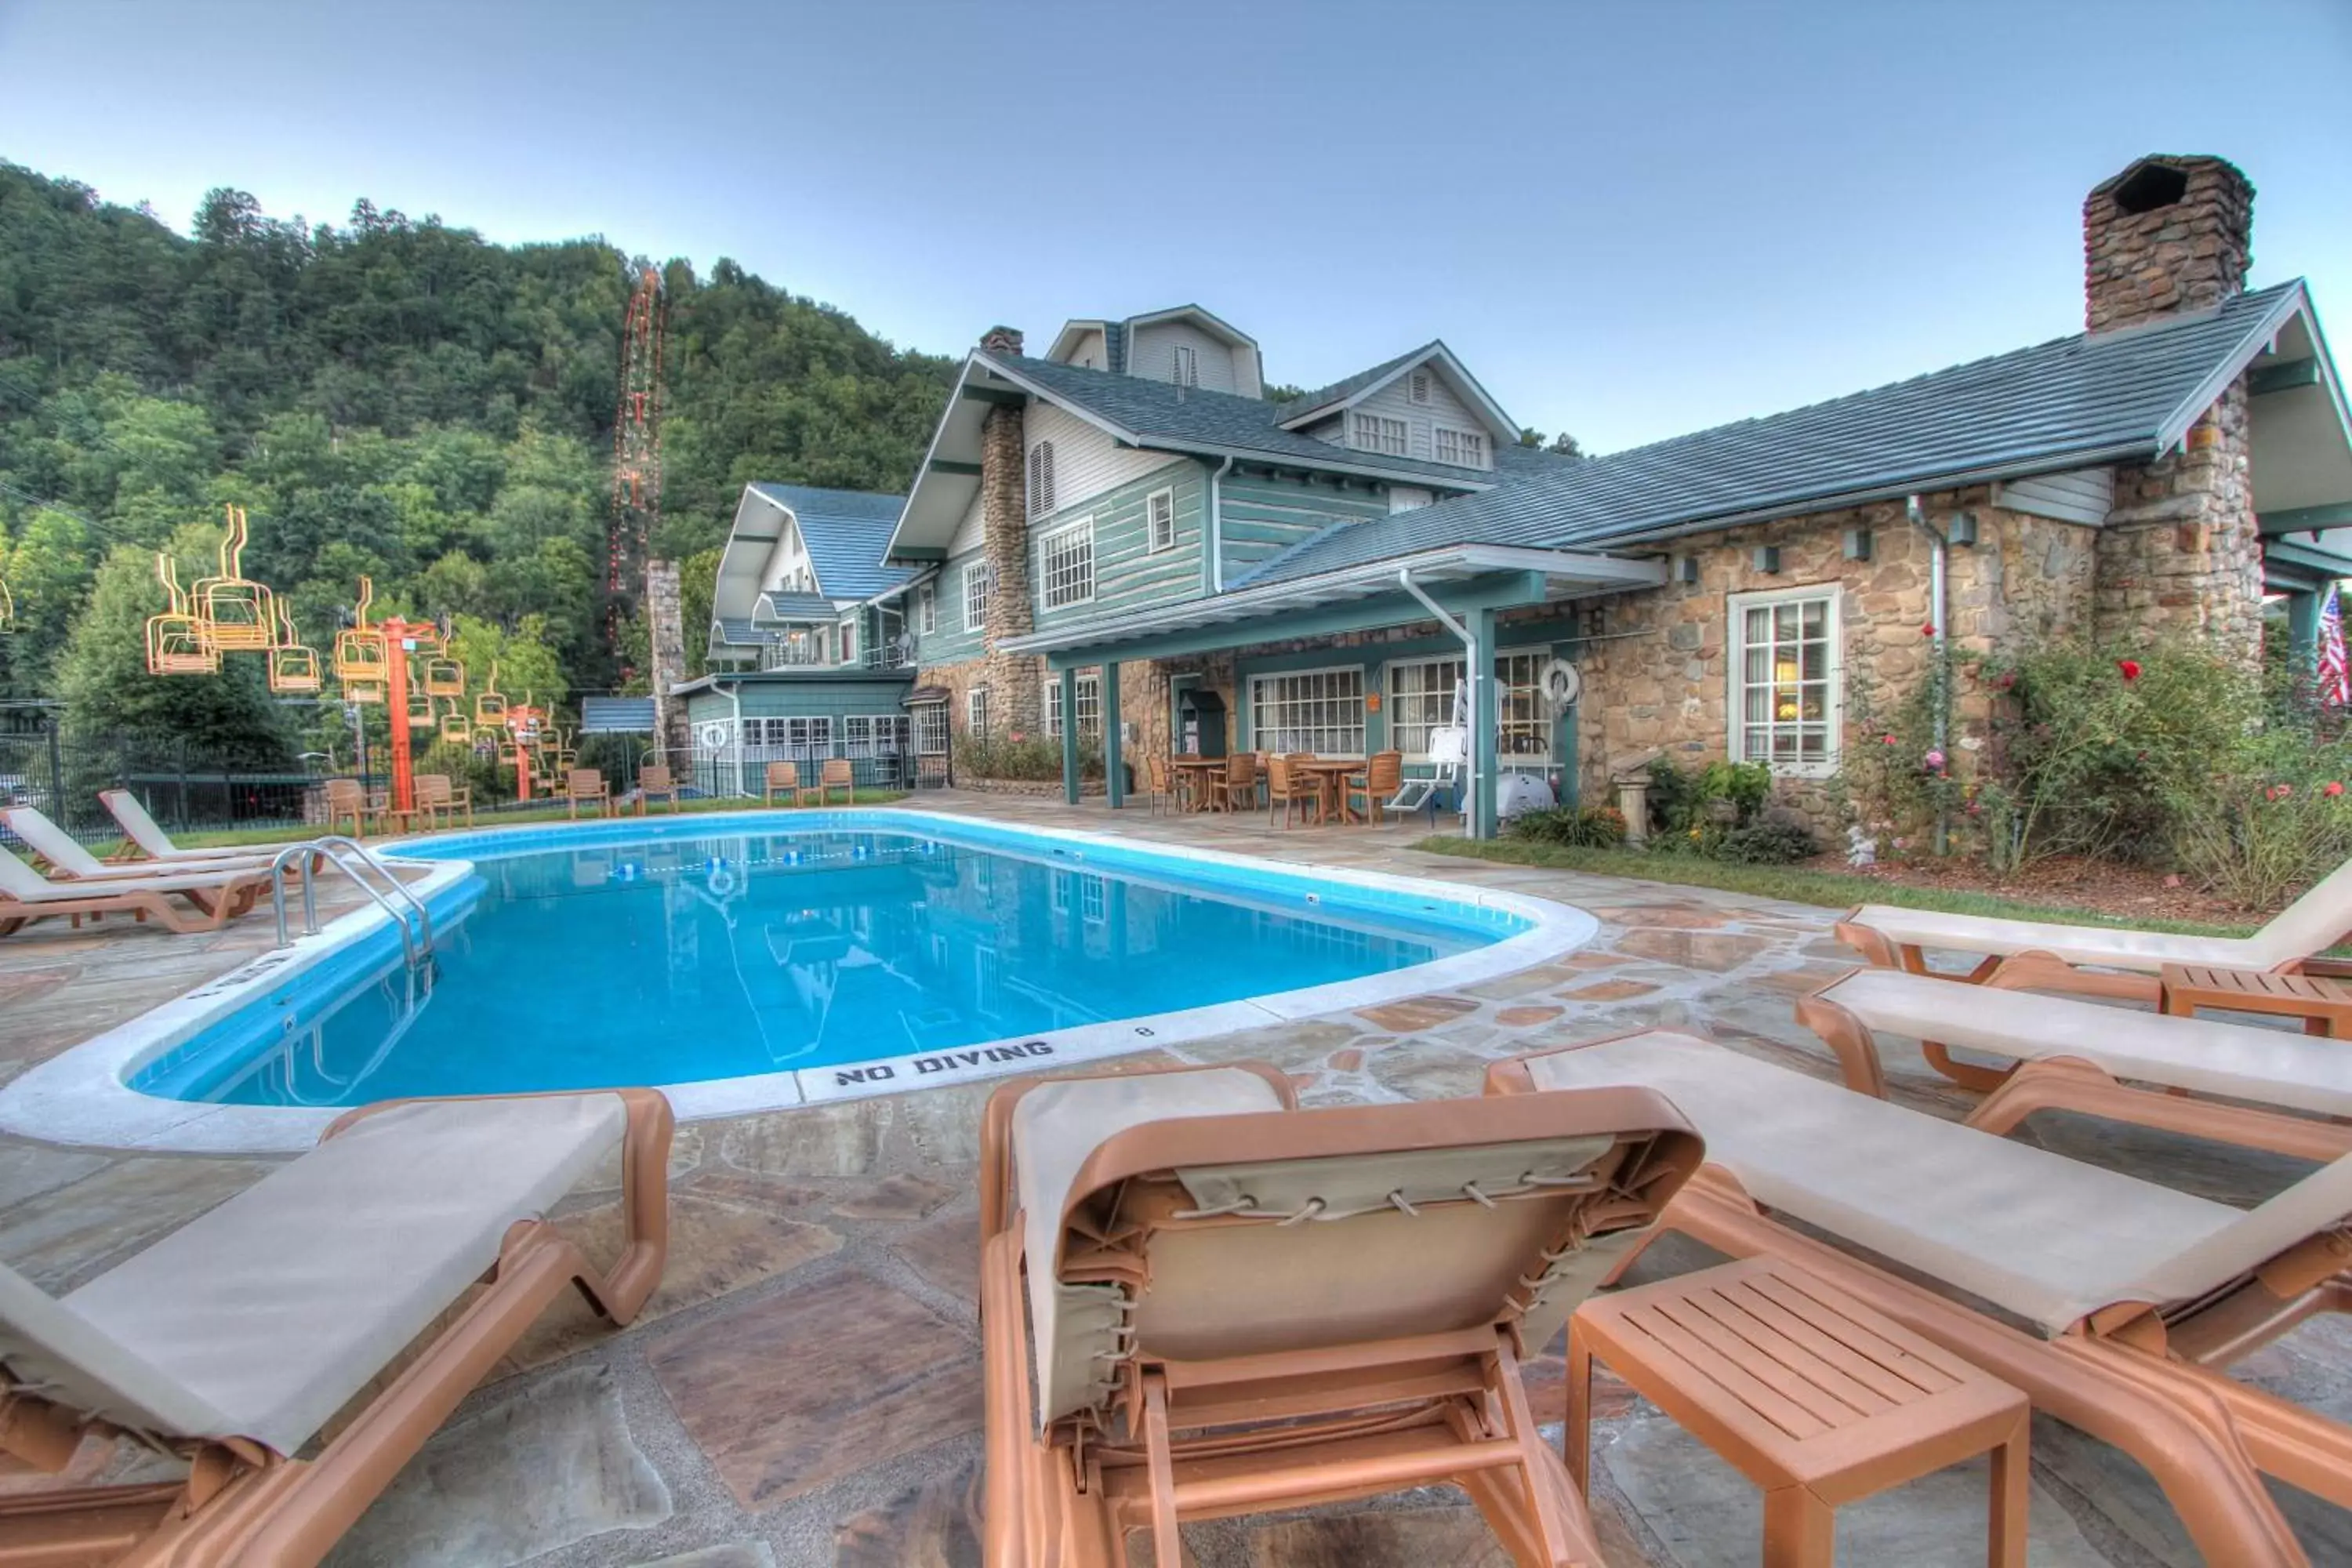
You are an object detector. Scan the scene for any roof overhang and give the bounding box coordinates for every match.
[712,486,796,620]
[994,544,1663,661]
[2249,292,2352,534]
[1278,341,1517,443]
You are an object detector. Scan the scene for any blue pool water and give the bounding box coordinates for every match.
[131,822,1512,1107]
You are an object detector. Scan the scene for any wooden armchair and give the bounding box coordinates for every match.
[1265,753,1318,828]
[566,767,613,819]
[764,761,800,806]
[1345,750,1403,826]
[637,763,683,815]
[322,778,372,837]
[1145,754,1172,815]
[415,772,474,829]
[1217,751,1259,814]
[806,757,854,807]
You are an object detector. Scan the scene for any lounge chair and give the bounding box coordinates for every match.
[763,761,800,806]
[0,1089,671,1568]
[637,762,682,815]
[1,844,267,935]
[1800,965,2352,1160]
[1837,855,2352,1004]
[565,768,612,820]
[1490,1029,2352,1566]
[101,789,286,866]
[979,1059,1703,1566]
[4,807,295,884]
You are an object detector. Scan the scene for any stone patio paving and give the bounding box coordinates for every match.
[2,792,2347,1565]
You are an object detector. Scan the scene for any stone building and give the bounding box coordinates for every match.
[688,155,2351,835]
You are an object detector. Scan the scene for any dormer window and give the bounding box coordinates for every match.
[1028,441,1056,518]
[1352,412,1408,457]
[1434,426,1488,469]
[1171,344,1198,387]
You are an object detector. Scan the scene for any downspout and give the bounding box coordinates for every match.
[1904,495,1951,856]
[1207,456,1236,593]
[726,681,746,800]
[1398,567,1483,840]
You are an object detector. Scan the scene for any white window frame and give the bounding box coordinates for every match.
[1038,517,1095,609]
[964,558,993,632]
[1727,583,1842,778]
[844,715,874,757]
[1045,671,1102,740]
[1433,425,1488,470]
[1382,649,1553,764]
[1171,343,1198,387]
[839,616,858,665]
[916,581,937,637]
[1248,666,1367,757]
[1351,412,1408,457]
[967,687,990,735]
[1028,441,1056,519]
[1146,486,1176,554]
[914,703,949,756]
[785,716,833,757]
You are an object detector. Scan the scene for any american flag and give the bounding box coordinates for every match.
[2321,583,2350,709]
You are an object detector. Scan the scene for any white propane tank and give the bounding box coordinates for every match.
[1497,773,1556,820]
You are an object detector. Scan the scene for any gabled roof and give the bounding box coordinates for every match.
[1047,305,1258,370]
[1275,340,1517,441]
[1240,279,2325,589]
[744,484,912,600]
[580,697,656,734]
[756,591,840,622]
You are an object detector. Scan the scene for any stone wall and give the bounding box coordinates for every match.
[2092,379,2263,659]
[1570,488,2100,822]
[643,557,690,762]
[978,405,1043,731]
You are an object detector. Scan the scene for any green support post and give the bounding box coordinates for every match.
[1059,666,1080,805]
[1102,661,1124,808]
[2288,590,2322,682]
[1471,607,1499,840]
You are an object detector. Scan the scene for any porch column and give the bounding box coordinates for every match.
[2287,589,2322,681]
[1059,665,1080,805]
[1471,607,1499,840]
[1102,660,1125,808]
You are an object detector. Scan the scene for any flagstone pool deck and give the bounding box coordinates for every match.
[2,791,2347,1566]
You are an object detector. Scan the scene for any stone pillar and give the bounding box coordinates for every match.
[644,558,691,764]
[2093,380,2263,661]
[978,402,1043,733]
[2083,156,2252,332]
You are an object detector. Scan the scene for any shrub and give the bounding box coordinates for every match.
[1714,817,1819,865]
[954,732,1102,782]
[1508,804,1627,848]
[2169,731,2352,909]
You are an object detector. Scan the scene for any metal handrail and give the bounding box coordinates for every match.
[270,835,435,973]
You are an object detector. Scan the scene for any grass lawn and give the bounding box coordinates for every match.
[1413,835,2265,938]
[138,790,911,852]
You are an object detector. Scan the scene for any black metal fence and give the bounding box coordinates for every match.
[0,716,379,845]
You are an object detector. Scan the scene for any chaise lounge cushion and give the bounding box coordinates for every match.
[0,845,258,905]
[1519,1032,2352,1335]
[16,1094,627,1454]
[1818,967,2352,1117]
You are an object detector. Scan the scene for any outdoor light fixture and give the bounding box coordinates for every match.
[1843,527,1872,561]
[1752,545,1781,574]
[1947,512,1980,547]
[1674,554,1700,584]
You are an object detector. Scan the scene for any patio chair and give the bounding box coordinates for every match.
[1800,965,2352,1157]
[1264,753,1319,828]
[413,772,474,830]
[764,761,800,807]
[804,757,854,807]
[3,807,299,884]
[565,767,612,820]
[321,779,374,838]
[2,844,269,936]
[1345,750,1403,826]
[1214,750,1258,814]
[637,762,683,815]
[979,1060,1703,1567]
[100,789,288,866]
[1837,853,2352,1006]
[0,1089,672,1568]
[1142,754,1172,816]
[1490,1029,2352,1566]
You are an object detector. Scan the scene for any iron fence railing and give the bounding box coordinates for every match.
[0,722,384,846]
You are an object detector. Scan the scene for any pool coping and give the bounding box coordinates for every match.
[0,808,1597,1152]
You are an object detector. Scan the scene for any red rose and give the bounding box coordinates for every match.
[1921,622,1936,637]
[2328,782,2345,798]
[2118,659,2142,681]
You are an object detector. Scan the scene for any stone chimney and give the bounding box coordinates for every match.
[979,324,1024,357]
[2082,155,2253,332]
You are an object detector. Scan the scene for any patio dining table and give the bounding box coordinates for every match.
[1167,755,1228,812]
[1292,757,1367,824]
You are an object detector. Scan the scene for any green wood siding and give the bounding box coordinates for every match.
[1029,460,1205,631]
[913,554,988,666]
[1218,471,1388,584]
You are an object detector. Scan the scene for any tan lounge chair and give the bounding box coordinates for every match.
[0,1089,671,1568]
[979,1060,1703,1566]
[1491,1029,2352,1566]
[413,772,473,829]
[1,844,267,935]
[5,807,292,884]
[1801,965,2352,1160]
[1838,855,2352,1005]
[763,761,799,806]
[637,762,682,815]
[100,789,285,866]
[565,767,612,820]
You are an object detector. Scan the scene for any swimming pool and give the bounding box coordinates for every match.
[0,810,1595,1151]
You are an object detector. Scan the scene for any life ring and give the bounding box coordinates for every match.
[1539,658,1581,713]
[707,866,738,898]
[699,721,730,750]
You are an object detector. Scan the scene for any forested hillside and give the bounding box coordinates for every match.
[0,161,954,762]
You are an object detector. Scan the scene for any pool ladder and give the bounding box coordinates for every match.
[269,836,437,978]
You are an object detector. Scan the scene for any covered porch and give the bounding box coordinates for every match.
[997,544,1664,837]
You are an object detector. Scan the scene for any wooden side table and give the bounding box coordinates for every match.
[1568,1256,2028,1566]
[2161,962,2352,1038]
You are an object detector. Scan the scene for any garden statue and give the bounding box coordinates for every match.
[1846,824,1878,868]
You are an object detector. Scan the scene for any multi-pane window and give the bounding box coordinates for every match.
[1080,873,1107,924]
[1147,487,1175,553]
[964,559,993,631]
[1171,344,1198,387]
[1039,519,1095,608]
[1045,672,1102,740]
[1386,652,1552,762]
[916,583,937,636]
[1730,588,1839,773]
[1434,426,1487,468]
[1351,412,1407,456]
[1250,668,1367,756]
[1027,441,1056,518]
[875,715,910,755]
[914,703,949,755]
[786,717,832,755]
[967,687,990,736]
[844,716,873,757]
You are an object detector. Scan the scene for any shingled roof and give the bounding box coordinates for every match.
[746,484,913,600]
[1239,280,2316,588]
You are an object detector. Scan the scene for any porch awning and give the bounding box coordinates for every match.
[903,685,952,707]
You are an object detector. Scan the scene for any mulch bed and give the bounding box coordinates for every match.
[1805,851,2270,924]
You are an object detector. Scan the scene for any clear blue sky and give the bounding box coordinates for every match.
[2,0,2346,455]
